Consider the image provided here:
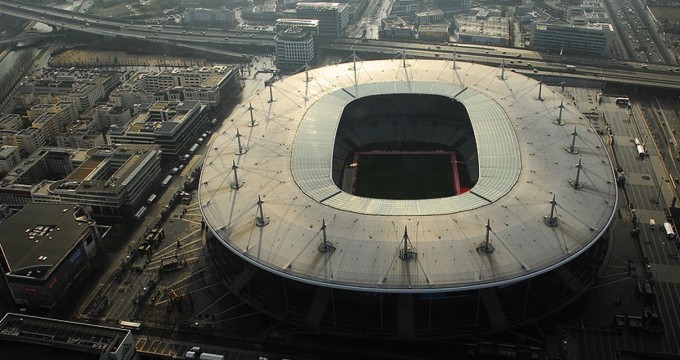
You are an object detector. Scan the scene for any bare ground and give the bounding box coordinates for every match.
[49,49,222,68]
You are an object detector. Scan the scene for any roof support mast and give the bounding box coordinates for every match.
[477,219,495,254]
[256,195,269,227]
[318,219,335,253]
[235,128,247,155]
[303,63,311,101]
[572,157,583,189]
[399,226,415,260]
[555,100,564,125]
[566,126,578,154]
[544,194,559,227]
[353,52,358,96]
[231,160,243,189]
[247,102,258,127]
[268,80,276,103]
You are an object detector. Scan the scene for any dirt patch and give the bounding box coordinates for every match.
[49,49,224,68]
[650,6,680,21]
[86,3,134,18]
[651,6,680,59]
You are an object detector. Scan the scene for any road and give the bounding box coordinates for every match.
[361,0,393,40]
[6,0,680,90]
[603,0,676,65]
[600,93,680,354]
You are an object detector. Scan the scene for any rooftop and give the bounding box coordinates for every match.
[296,2,344,11]
[276,18,320,25]
[0,145,18,159]
[0,203,91,277]
[122,100,202,137]
[535,22,614,32]
[415,9,444,17]
[419,24,449,32]
[457,15,510,38]
[0,147,79,190]
[0,313,131,356]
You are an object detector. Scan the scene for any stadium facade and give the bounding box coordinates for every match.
[199,59,617,338]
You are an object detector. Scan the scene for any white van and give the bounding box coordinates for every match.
[664,222,676,239]
[649,219,656,230]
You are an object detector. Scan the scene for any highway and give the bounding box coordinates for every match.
[585,91,680,355]
[3,0,680,90]
[603,0,676,65]
[0,0,680,90]
[4,1,680,357]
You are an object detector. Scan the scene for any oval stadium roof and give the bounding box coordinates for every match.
[199,59,618,293]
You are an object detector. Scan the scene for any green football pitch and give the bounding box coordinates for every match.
[353,153,456,200]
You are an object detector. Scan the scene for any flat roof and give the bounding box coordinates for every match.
[0,145,18,158]
[0,203,89,276]
[458,15,510,38]
[276,18,320,25]
[0,313,130,356]
[125,101,202,136]
[297,2,343,10]
[53,145,160,193]
[200,59,617,293]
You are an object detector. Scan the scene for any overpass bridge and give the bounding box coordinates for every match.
[0,31,62,46]
[2,0,680,90]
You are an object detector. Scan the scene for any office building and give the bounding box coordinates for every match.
[0,145,21,176]
[0,114,23,131]
[0,148,79,208]
[456,15,511,46]
[108,100,208,158]
[381,16,417,39]
[0,203,109,310]
[0,145,160,217]
[184,7,235,27]
[275,28,316,69]
[55,118,106,149]
[276,18,320,38]
[295,2,349,37]
[65,83,106,113]
[415,9,445,25]
[0,313,136,360]
[391,0,419,16]
[135,66,241,109]
[97,104,133,128]
[13,127,47,155]
[531,22,614,56]
[419,24,450,42]
[27,102,79,131]
[33,144,162,217]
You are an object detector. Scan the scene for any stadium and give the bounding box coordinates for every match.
[198,58,617,339]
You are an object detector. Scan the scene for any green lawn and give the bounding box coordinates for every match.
[353,153,455,200]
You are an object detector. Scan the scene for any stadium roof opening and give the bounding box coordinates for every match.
[333,94,477,200]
